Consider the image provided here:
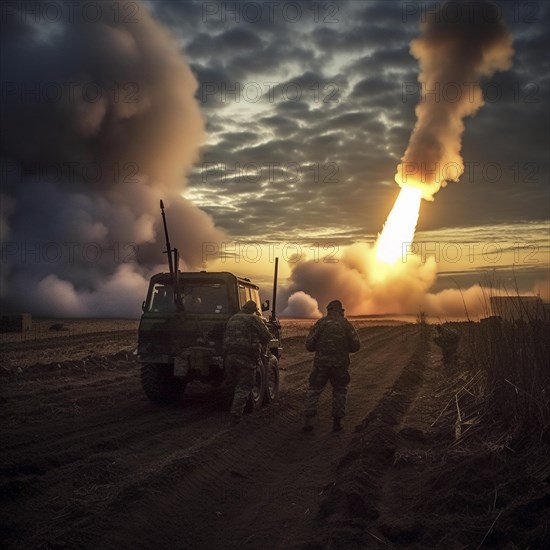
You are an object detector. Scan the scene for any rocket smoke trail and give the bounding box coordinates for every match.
[282,0,516,318]
[395,0,513,199]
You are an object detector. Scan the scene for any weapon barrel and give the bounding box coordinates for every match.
[160,200,183,310]
[270,257,279,322]
[160,200,174,275]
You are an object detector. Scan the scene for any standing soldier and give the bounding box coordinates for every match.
[433,324,460,367]
[303,300,361,432]
[224,300,272,426]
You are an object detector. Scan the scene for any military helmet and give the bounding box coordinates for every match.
[242,300,258,313]
[326,299,344,312]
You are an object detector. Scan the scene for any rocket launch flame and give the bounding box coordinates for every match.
[284,1,516,313]
[373,0,513,278]
[375,187,422,266]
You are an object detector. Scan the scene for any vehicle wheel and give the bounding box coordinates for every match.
[263,355,279,405]
[141,363,184,404]
[245,363,266,413]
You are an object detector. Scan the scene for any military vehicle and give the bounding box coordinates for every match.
[137,201,282,408]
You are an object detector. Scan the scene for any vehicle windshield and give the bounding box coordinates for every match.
[148,282,229,314]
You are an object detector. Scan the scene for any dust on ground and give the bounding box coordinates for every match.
[0,319,547,549]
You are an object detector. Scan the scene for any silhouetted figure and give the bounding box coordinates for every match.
[303,300,361,432]
[223,300,271,426]
[434,324,460,367]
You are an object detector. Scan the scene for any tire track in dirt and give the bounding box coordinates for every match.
[308,332,430,549]
[0,325,418,549]
[86,326,419,550]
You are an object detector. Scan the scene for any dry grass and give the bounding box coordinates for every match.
[462,285,550,439]
[0,319,139,344]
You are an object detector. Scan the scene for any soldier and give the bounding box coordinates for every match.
[303,300,361,433]
[433,324,460,367]
[223,300,272,426]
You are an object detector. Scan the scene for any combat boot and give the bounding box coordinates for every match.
[332,417,343,432]
[302,416,314,432]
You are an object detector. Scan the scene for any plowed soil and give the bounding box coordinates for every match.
[1,321,548,549]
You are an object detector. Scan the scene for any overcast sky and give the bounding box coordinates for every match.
[1,0,548,316]
[151,0,549,242]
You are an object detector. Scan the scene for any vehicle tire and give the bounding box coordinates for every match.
[244,363,266,413]
[141,363,184,404]
[263,355,279,405]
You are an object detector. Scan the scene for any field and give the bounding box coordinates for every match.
[0,319,548,549]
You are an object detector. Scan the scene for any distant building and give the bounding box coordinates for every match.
[0,313,33,333]
[489,296,546,321]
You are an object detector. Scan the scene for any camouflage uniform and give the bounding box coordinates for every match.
[303,300,361,423]
[433,325,460,367]
[223,300,272,418]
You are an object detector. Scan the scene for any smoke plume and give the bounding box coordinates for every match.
[280,1,518,319]
[280,245,545,320]
[282,291,322,319]
[282,244,438,317]
[0,1,225,316]
[396,0,514,199]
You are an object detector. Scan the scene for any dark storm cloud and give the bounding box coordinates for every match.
[147,0,204,33]
[275,100,316,121]
[187,27,263,58]
[260,115,301,134]
[346,47,415,75]
[351,75,400,99]
[183,0,550,238]
[0,0,225,316]
[228,41,320,80]
[119,1,550,316]
[190,62,234,110]
[169,6,321,81]
[312,24,416,55]
[320,111,378,129]
[4,0,547,315]
[217,131,260,149]
[261,70,348,108]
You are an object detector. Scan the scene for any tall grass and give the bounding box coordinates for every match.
[464,283,549,439]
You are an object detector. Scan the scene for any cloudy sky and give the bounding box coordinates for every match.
[156,0,550,289]
[0,0,549,317]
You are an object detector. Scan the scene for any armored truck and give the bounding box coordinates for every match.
[137,202,282,408]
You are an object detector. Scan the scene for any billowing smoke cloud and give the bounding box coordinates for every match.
[281,244,438,317]
[395,0,513,199]
[281,246,544,320]
[0,1,225,316]
[282,291,322,319]
[280,1,518,319]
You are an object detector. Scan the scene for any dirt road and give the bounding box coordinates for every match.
[1,324,419,549]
